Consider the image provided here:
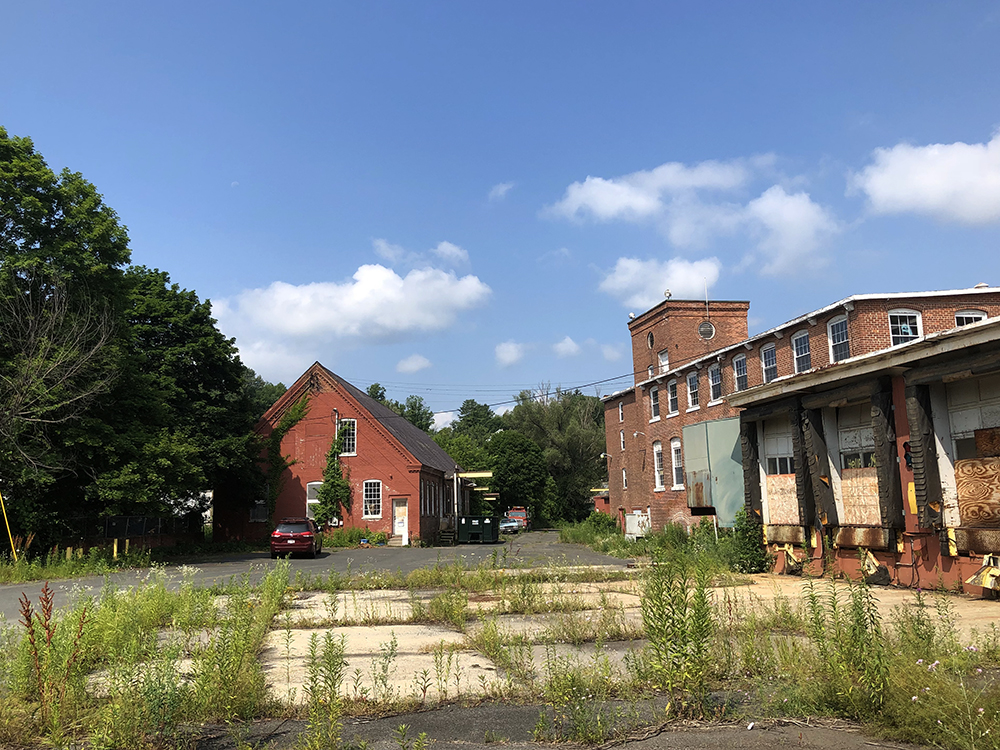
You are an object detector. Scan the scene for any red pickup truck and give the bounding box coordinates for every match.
[505,506,530,531]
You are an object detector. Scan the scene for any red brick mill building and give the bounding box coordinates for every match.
[215,363,471,545]
[604,285,1000,590]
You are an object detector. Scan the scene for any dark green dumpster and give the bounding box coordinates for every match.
[457,515,500,543]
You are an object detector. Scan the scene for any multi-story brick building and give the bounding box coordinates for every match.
[604,286,1000,549]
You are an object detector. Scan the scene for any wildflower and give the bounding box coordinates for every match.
[977,668,984,674]
[912,696,918,702]
[980,708,985,714]
[928,660,939,672]
[966,645,979,652]
[917,659,924,665]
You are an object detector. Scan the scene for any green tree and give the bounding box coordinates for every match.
[244,370,286,422]
[365,382,434,433]
[314,425,353,525]
[502,388,606,523]
[486,431,548,515]
[453,399,501,442]
[434,430,490,471]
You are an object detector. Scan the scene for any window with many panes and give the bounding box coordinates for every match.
[667,380,678,415]
[829,316,850,362]
[792,331,811,373]
[761,344,777,383]
[709,365,722,401]
[650,387,660,419]
[956,310,986,327]
[653,441,664,490]
[363,480,382,518]
[671,438,684,489]
[734,355,748,391]
[687,371,699,408]
[889,309,921,346]
[765,456,796,475]
[339,419,357,455]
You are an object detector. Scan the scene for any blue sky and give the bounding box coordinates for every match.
[4,2,1000,425]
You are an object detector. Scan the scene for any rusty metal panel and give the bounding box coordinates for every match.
[766,525,806,544]
[687,469,713,507]
[954,527,1000,553]
[833,525,890,550]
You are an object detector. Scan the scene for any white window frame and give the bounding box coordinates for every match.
[955,309,986,327]
[670,437,684,490]
[363,479,382,518]
[650,386,660,421]
[339,418,357,456]
[667,379,679,416]
[734,355,748,392]
[622,468,628,490]
[791,330,811,373]
[647,365,655,379]
[761,344,777,383]
[646,332,654,349]
[888,309,922,347]
[657,349,670,374]
[709,365,722,402]
[653,441,665,490]
[828,315,850,362]
[618,401,624,422]
[686,371,699,410]
[620,429,625,451]
[306,481,323,520]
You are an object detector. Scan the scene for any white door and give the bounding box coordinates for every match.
[393,498,408,546]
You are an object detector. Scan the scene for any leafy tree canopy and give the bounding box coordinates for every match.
[453,399,501,442]
[502,387,606,523]
[486,430,548,514]
[366,382,435,433]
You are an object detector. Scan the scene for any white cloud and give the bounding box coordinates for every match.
[216,264,491,340]
[601,344,623,362]
[373,238,408,263]
[599,257,722,309]
[547,156,840,275]
[396,354,431,373]
[546,159,752,222]
[433,411,455,430]
[851,132,1000,223]
[489,182,514,201]
[745,186,840,275]
[553,336,581,357]
[430,241,469,265]
[495,340,526,367]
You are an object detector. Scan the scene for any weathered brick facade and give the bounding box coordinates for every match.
[605,288,1000,534]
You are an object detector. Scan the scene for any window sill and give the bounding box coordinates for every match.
[653,487,665,493]
[340,452,357,457]
[707,399,723,407]
[671,485,685,492]
[362,515,382,520]
[667,411,679,419]
[686,405,700,413]
[649,416,661,423]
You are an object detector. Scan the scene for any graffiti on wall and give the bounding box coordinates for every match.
[955,457,1000,527]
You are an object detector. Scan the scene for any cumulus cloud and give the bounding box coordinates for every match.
[601,344,623,362]
[547,156,839,275]
[851,132,1000,223]
[489,182,514,201]
[216,264,491,340]
[396,354,431,373]
[553,336,581,357]
[745,186,840,275]
[495,340,526,367]
[546,159,752,222]
[433,411,456,430]
[430,241,469,265]
[599,257,722,309]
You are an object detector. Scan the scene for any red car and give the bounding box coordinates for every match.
[270,517,323,558]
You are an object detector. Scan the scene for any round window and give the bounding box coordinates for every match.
[646,332,654,349]
[698,321,716,340]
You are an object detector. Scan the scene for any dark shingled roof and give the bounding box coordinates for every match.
[323,366,460,476]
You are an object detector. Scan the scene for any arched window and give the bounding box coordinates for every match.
[955,310,986,327]
[667,380,679,415]
[618,401,624,422]
[888,309,922,346]
[791,331,811,373]
[653,441,665,490]
[670,438,684,490]
[828,315,850,362]
[733,355,748,391]
[620,430,625,451]
[687,371,699,409]
[761,344,777,383]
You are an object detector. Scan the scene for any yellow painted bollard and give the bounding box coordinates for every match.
[66,547,73,561]
[125,538,129,555]
[113,539,118,560]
